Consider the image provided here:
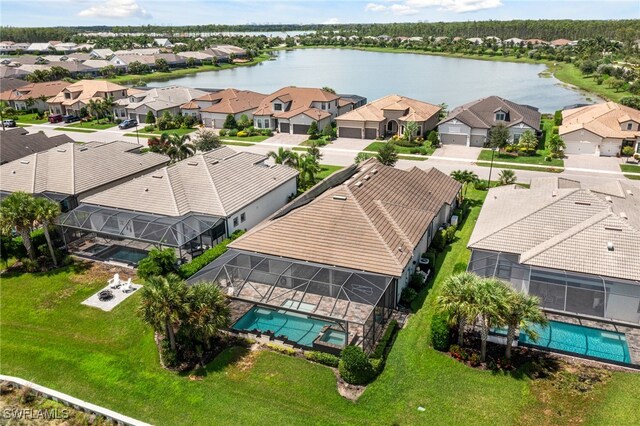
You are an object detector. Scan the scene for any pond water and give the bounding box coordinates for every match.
[148,48,597,112]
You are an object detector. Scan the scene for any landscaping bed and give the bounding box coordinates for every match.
[365,141,435,156]
[477,149,564,168]
[54,127,97,133]
[68,120,117,130]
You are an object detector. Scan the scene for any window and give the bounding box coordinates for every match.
[321,103,326,110]
[626,122,633,130]
[513,134,521,143]
[233,217,239,227]
[257,119,262,129]
[274,103,282,111]
[495,112,506,121]
[241,213,246,223]
[264,119,269,128]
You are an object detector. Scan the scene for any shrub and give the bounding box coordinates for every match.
[179,230,245,278]
[409,272,426,291]
[267,343,297,356]
[369,357,385,373]
[305,351,339,367]
[431,229,447,252]
[474,181,488,191]
[400,287,418,305]
[449,344,468,361]
[338,345,376,385]
[427,130,438,145]
[183,115,196,128]
[137,248,177,280]
[622,146,635,158]
[445,225,456,243]
[223,114,237,129]
[423,250,436,267]
[261,129,273,137]
[552,126,559,135]
[553,110,562,126]
[228,128,238,137]
[145,110,156,124]
[370,319,398,360]
[20,258,39,273]
[468,352,481,367]
[144,124,156,132]
[236,130,248,137]
[431,312,451,351]
[218,128,228,137]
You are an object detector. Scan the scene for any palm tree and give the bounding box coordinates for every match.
[469,278,510,362]
[102,96,115,122]
[297,153,321,189]
[267,147,298,167]
[184,282,230,352]
[502,291,547,359]
[376,142,398,167]
[306,140,323,162]
[32,197,61,267]
[166,134,195,163]
[498,169,517,185]
[450,170,479,202]
[0,192,37,260]
[0,101,16,130]
[148,132,171,154]
[138,274,188,352]
[87,99,100,120]
[437,272,479,346]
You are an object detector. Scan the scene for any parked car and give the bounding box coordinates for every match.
[63,115,80,123]
[2,119,16,128]
[118,119,137,130]
[48,114,63,123]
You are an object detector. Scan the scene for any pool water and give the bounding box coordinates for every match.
[233,307,335,347]
[320,329,347,346]
[97,246,149,265]
[520,320,632,364]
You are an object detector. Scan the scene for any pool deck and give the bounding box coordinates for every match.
[545,313,640,366]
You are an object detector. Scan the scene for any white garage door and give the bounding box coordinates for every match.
[565,141,596,155]
[441,133,467,145]
[600,143,620,157]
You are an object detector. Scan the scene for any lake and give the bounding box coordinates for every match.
[147,48,597,112]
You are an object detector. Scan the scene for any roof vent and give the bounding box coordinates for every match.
[151,174,163,179]
[11,170,16,174]
[56,148,66,152]
[79,147,88,152]
[144,188,149,192]
[605,196,612,203]
[605,226,622,232]
[626,189,634,196]
[574,201,591,206]
[187,161,198,166]
[363,174,370,180]
[332,195,347,201]
[397,245,404,253]
[620,212,628,219]
[552,190,557,197]
[19,160,29,164]
[371,169,378,174]
[607,242,614,251]
[354,181,362,187]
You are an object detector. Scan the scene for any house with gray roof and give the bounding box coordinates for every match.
[0,128,73,165]
[468,176,640,326]
[57,147,298,266]
[438,96,541,147]
[113,86,208,122]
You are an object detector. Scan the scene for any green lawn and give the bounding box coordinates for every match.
[133,127,197,137]
[478,149,564,168]
[316,165,342,180]
[222,135,270,143]
[68,120,117,130]
[54,127,97,133]
[14,113,48,124]
[221,140,254,147]
[620,163,640,180]
[552,63,631,103]
[364,141,435,156]
[2,188,639,425]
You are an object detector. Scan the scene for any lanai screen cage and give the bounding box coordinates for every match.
[469,249,640,325]
[188,249,398,353]
[58,204,226,258]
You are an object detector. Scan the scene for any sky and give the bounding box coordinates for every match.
[1,0,638,27]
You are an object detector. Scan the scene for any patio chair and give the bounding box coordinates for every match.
[108,273,121,289]
[121,278,133,293]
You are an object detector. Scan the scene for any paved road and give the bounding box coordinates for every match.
[22,123,640,189]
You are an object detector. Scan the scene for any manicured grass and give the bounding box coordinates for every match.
[620,163,640,180]
[222,135,270,143]
[398,155,429,161]
[300,137,332,147]
[134,127,196,136]
[221,140,253,147]
[316,165,342,180]
[54,127,97,133]
[16,123,31,127]
[68,120,117,130]
[14,113,48,124]
[364,141,434,156]
[552,63,631,103]
[478,149,564,168]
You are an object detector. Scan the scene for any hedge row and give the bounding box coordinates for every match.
[179,230,245,278]
[370,319,398,360]
[304,351,339,368]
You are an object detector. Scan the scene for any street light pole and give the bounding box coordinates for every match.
[487,146,497,189]
[135,121,140,145]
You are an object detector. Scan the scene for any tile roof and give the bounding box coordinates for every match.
[560,101,640,139]
[231,159,460,277]
[48,79,128,106]
[253,86,339,119]
[336,94,441,123]
[440,96,541,130]
[468,177,640,281]
[0,128,73,165]
[0,78,28,92]
[0,141,168,196]
[118,86,207,112]
[0,80,70,102]
[197,88,267,114]
[82,147,298,217]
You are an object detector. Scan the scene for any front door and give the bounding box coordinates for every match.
[386,120,398,135]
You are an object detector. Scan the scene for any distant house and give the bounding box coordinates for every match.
[204,45,247,62]
[191,88,267,128]
[253,86,349,135]
[113,48,161,56]
[113,86,207,122]
[0,65,31,80]
[504,37,524,46]
[336,94,440,140]
[176,51,215,64]
[0,78,29,92]
[525,39,549,45]
[47,80,129,116]
[153,53,186,68]
[466,37,483,44]
[468,176,640,326]
[109,53,156,71]
[560,102,640,156]
[0,128,73,165]
[0,141,168,211]
[89,48,114,59]
[438,96,541,147]
[153,38,173,48]
[58,147,298,264]
[0,80,71,112]
[26,42,53,53]
[550,38,573,47]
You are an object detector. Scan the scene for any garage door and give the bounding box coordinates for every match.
[292,124,310,134]
[364,128,377,139]
[565,141,596,155]
[600,143,620,157]
[441,133,467,145]
[279,123,290,133]
[339,127,361,138]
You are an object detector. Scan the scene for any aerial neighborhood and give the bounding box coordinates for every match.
[0,16,640,426]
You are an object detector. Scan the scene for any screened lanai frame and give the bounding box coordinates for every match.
[468,249,640,326]
[188,249,398,353]
[58,204,225,248]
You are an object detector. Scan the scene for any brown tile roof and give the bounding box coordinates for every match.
[468,177,640,281]
[253,86,339,119]
[48,79,128,106]
[197,88,267,114]
[440,96,541,130]
[0,80,70,102]
[560,101,640,139]
[231,159,460,277]
[336,94,441,123]
[551,38,572,46]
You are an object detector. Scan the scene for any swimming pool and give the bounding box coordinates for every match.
[96,245,149,266]
[520,320,632,364]
[233,307,337,347]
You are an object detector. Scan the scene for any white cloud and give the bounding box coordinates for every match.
[366,0,503,15]
[323,17,340,24]
[78,0,151,19]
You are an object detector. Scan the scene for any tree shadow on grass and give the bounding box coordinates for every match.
[179,345,252,378]
[411,244,454,312]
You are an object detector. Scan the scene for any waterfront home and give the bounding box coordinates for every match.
[336,94,440,140]
[176,51,216,64]
[47,80,129,116]
[438,96,541,147]
[0,128,72,165]
[113,86,207,122]
[109,53,156,71]
[0,80,71,112]
[560,101,640,156]
[188,159,460,353]
[58,147,298,266]
[190,88,267,128]
[468,176,640,327]
[0,141,168,212]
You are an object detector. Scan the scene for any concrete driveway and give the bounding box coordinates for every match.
[563,154,624,173]
[331,137,374,152]
[432,144,483,160]
[266,133,308,146]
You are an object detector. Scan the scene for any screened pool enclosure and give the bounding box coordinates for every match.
[188,249,397,353]
[58,204,226,263]
[468,249,640,325]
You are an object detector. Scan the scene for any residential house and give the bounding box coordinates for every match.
[154,38,173,48]
[188,159,460,353]
[336,94,367,115]
[47,60,98,78]
[113,86,208,122]
[176,51,215,64]
[253,86,353,134]
[26,42,53,53]
[0,41,17,53]
[525,39,548,45]
[336,94,440,139]
[0,128,73,165]
[0,66,30,80]
[438,96,541,146]
[191,88,267,128]
[0,78,29,92]
[468,176,640,327]
[504,37,524,46]
[113,48,161,56]
[560,102,640,156]
[153,53,187,68]
[466,37,483,44]
[89,48,114,59]
[0,141,168,211]
[550,38,573,47]
[205,45,247,62]
[0,80,71,112]
[58,147,298,264]
[109,53,156,71]
[47,80,129,116]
